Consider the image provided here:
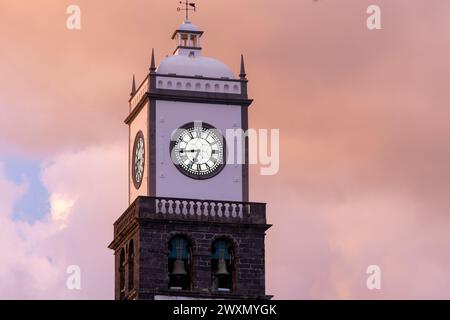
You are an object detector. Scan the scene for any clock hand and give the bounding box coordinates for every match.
[193,149,201,164]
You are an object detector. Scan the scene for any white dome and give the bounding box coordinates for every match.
[157,55,235,79]
[178,20,200,32]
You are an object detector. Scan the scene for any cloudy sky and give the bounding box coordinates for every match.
[1,0,450,299]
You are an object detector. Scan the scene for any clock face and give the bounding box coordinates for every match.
[170,123,226,180]
[132,131,145,189]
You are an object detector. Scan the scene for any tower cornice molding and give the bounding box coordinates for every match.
[124,91,253,125]
[171,30,204,39]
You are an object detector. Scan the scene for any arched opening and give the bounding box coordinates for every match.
[211,238,235,292]
[168,236,191,290]
[128,240,134,291]
[119,248,126,298]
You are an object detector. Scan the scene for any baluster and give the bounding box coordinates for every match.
[226,203,230,217]
[162,199,167,214]
[167,200,172,214]
[198,201,203,216]
[216,203,221,217]
[162,199,168,214]
[231,204,237,218]
[185,200,190,215]
[236,204,242,218]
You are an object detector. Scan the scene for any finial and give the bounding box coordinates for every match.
[150,48,156,73]
[131,74,136,96]
[239,54,247,79]
[177,0,197,21]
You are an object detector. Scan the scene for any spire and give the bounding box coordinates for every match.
[239,54,247,79]
[150,48,156,73]
[130,74,136,96]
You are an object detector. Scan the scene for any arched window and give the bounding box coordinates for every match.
[128,240,134,291]
[119,248,126,298]
[168,236,191,290]
[211,239,234,292]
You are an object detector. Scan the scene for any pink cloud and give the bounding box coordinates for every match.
[0,163,60,299]
[0,142,127,299]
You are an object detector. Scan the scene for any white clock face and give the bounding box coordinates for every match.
[132,132,145,188]
[171,123,225,180]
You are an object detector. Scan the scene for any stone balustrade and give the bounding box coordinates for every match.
[114,196,267,237]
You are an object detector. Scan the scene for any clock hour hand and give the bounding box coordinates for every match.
[186,149,201,163]
[193,149,201,164]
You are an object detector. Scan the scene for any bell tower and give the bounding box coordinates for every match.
[109,13,271,300]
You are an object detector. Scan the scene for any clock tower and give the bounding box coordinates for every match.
[109,17,271,300]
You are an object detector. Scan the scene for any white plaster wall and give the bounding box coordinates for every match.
[155,100,243,201]
[129,101,149,204]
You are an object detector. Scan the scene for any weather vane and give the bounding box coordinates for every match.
[177,0,197,21]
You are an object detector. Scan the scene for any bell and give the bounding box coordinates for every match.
[215,259,229,275]
[172,259,187,275]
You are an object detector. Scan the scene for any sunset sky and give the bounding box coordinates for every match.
[1,0,450,299]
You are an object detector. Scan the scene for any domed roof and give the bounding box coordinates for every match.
[157,55,236,79]
[178,20,200,32]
